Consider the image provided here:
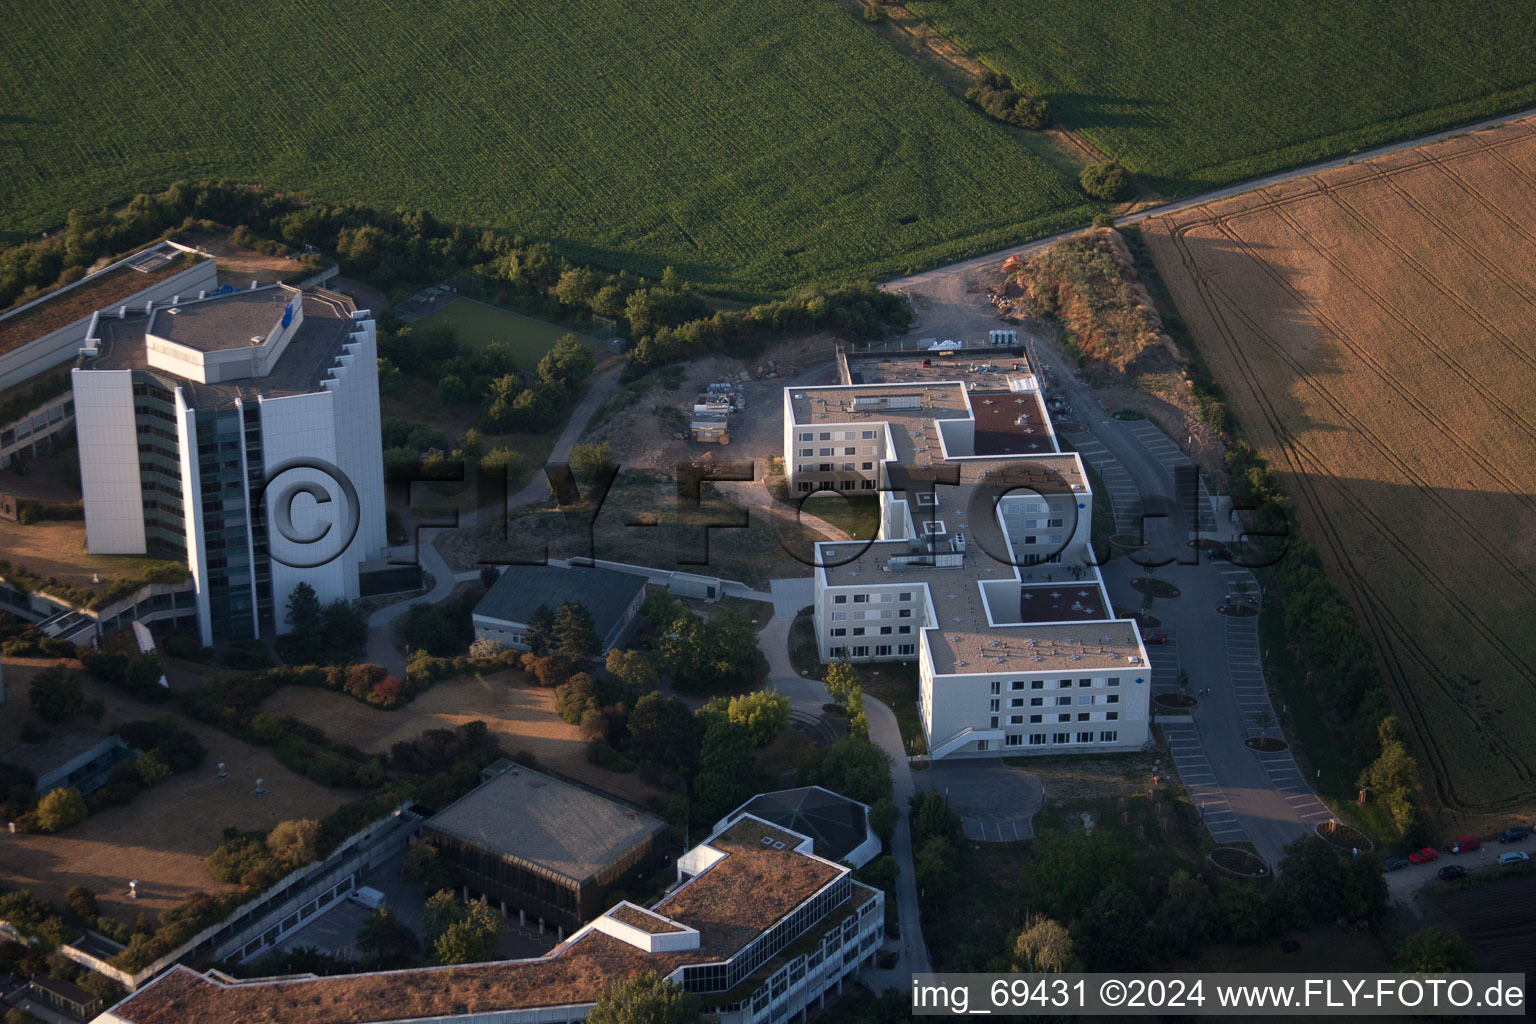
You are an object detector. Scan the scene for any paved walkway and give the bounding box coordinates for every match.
[504,364,625,513]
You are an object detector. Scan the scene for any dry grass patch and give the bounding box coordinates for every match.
[1142,116,1536,813]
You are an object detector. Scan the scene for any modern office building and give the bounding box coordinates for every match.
[422,762,669,933]
[720,787,881,868]
[96,811,885,1024]
[71,283,386,644]
[787,348,1151,760]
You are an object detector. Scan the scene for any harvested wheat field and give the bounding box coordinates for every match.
[259,673,661,806]
[0,662,354,924]
[1142,116,1536,814]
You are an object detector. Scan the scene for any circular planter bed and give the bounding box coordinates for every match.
[1219,602,1259,617]
[1156,693,1198,710]
[1114,608,1161,628]
[1316,820,1374,854]
[1110,534,1148,549]
[1245,736,1288,752]
[1210,847,1270,877]
[1131,577,1181,599]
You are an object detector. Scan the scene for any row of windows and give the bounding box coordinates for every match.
[1011,731,1119,746]
[833,593,914,604]
[994,693,1121,709]
[829,625,912,637]
[800,447,876,458]
[991,678,1122,693]
[799,430,877,441]
[827,644,915,658]
[828,609,911,622]
[797,479,876,491]
[1000,712,1120,725]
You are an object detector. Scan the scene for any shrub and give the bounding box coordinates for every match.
[28,665,83,724]
[555,674,600,725]
[206,834,278,887]
[586,739,637,773]
[964,72,1049,129]
[1080,162,1130,201]
[863,4,887,23]
[35,788,87,832]
[268,819,321,868]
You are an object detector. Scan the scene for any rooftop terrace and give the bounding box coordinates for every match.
[81,289,357,410]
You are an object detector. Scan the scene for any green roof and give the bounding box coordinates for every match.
[475,564,646,640]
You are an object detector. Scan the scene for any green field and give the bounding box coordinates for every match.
[0,0,1093,291]
[906,0,1536,195]
[415,299,603,363]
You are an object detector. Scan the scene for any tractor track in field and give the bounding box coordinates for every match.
[1161,180,1536,807]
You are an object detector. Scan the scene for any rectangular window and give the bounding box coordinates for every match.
[1030,734,1047,746]
[852,627,865,636]
[820,463,832,472]
[1078,695,1092,705]
[830,647,847,658]
[800,448,812,457]
[976,740,988,751]
[1077,713,1091,722]
[1010,697,1024,707]
[862,430,875,439]
[899,592,913,601]
[852,646,869,657]
[1058,713,1071,723]
[1009,715,1023,724]
[1100,730,1119,743]
[862,462,873,470]
[853,594,868,603]
[879,593,895,603]
[1056,696,1073,706]
[1079,678,1092,687]
[819,432,831,441]
[819,447,833,456]
[1106,694,1120,704]
[1106,712,1119,721]
[1030,697,1044,707]
[1059,679,1072,688]
[989,699,1001,712]
[862,479,876,489]
[830,628,846,637]
[834,595,847,604]
[879,626,893,635]
[1029,714,1042,724]
[1078,731,1095,743]
[1031,680,1044,690]
[875,644,892,656]
[1010,680,1024,690]
[800,432,812,441]
[899,608,913,618]
[1107,677,1120,687]
[1006,734,1022,747]
[990,681,1001,694]
[898,625,911,634]
[1048,518,1064,528]
[843,462,856,471]
[1053,732,1070,744]
[845,447,856,455]
[898,644,915,655]
[989,715,999,728]
[831,611,847,622]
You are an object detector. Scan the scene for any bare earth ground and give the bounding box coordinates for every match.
[178,230,305,287]
[0,518,182,592]
[1142,116,1536,818]
[258,673,661,807]
[0,660,353,925]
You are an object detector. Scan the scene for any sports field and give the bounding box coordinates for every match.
[1141,117,1536,814]
[0,0,1091,290]
[415,299,603,363]
[905,0,1536,196]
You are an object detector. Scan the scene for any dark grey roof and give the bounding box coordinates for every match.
[475,564,646,637]
[735,787,869,863]
[82,290,357,410]
[424,765,664,884]
[148,288,291,351]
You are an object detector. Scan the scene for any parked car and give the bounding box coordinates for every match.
[1409,847,1439,864]
[1448,835,1481,854]
[1498,851,1530,867]
[1498,826,1529,844]
[1383,856,1409,872]
[1141,630,1168,645]
[1438,865,1468,881]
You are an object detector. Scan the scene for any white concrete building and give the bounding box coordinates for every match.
[71,284,386,644]
[788,349,1151,760]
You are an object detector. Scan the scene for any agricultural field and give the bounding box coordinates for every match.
[904,0,1536,197]
[0,0,1093,291]
[415,299,604,363]
[1140,117,1536,814]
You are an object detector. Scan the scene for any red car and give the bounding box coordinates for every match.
[1141,630,1168,645]
[1408,847,1439,864]
[1448,835,1481,854]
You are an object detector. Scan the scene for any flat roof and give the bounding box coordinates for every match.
[844,351,1029,391]
[732,787,869,864]
[789,382,969,431]
[104,814,858,1024]
[424,766,664,885]
[0,247,202,356]
[80,289,357,410]
[926,618,1146,676]
[970,390,1054,456]
[474,564,647,638]
[148,288,290,352]
[1017,582,1109,623]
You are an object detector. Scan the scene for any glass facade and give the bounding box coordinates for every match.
[196,407,257,640]
[132,376,185,557]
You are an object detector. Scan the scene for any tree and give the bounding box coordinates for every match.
[716,691,790,747]
[4,1008,38,1024]
[657,610,764,694]
[585,972,710,1024]
[401,602,461,658]
[35,787,87,832]
[1153,870,1214,958]
[796,736,893,805]
[355,908,419,963]
[28,666,83,724]
[640,591,680,631]
[1080,162,1130,201]
[428,896,503,965]
[629,692,702,774]
[1254,709,1275,736]
[468,635,505,659]
[64,886,98,921]
[569,441,616,481]
[1394,925,1478,973]
[869,798,899,848]
[692,720,766,823]
[321,600,368,661]
[1076,883,1148,970]
[909,791,963,846]
[1273,834,1345,928]
[554,601,599,660]
[1022,829,1135,923]
[267,819,321,869]
[556,673,601,725]
[1012,912,1080,973]
[914,835,957,897]
[536,334,596,395]
[1357,716,1420,834]
[863,4,888,24]
[135,749,170,787]
[823,661,860,707]
[437,374,470,407]
[402,839,456,892]
[284,582,322,637]
[524,604,556,657]
[605,649,657,691]
[1176,669,1190,697]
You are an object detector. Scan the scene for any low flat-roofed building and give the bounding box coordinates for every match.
[422,763,668,932]
[30,975,103,1020]
[473,564,647,653]
[719,786,880,867]
[94,811,885,1024]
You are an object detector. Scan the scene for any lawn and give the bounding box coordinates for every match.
[414,298,604,364]
[0,0,1092,289]
[905,0,1536,197]
[1141,118,1536,814]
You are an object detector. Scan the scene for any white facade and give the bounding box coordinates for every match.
[73,368,148,553]
[788,359,1151,759]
